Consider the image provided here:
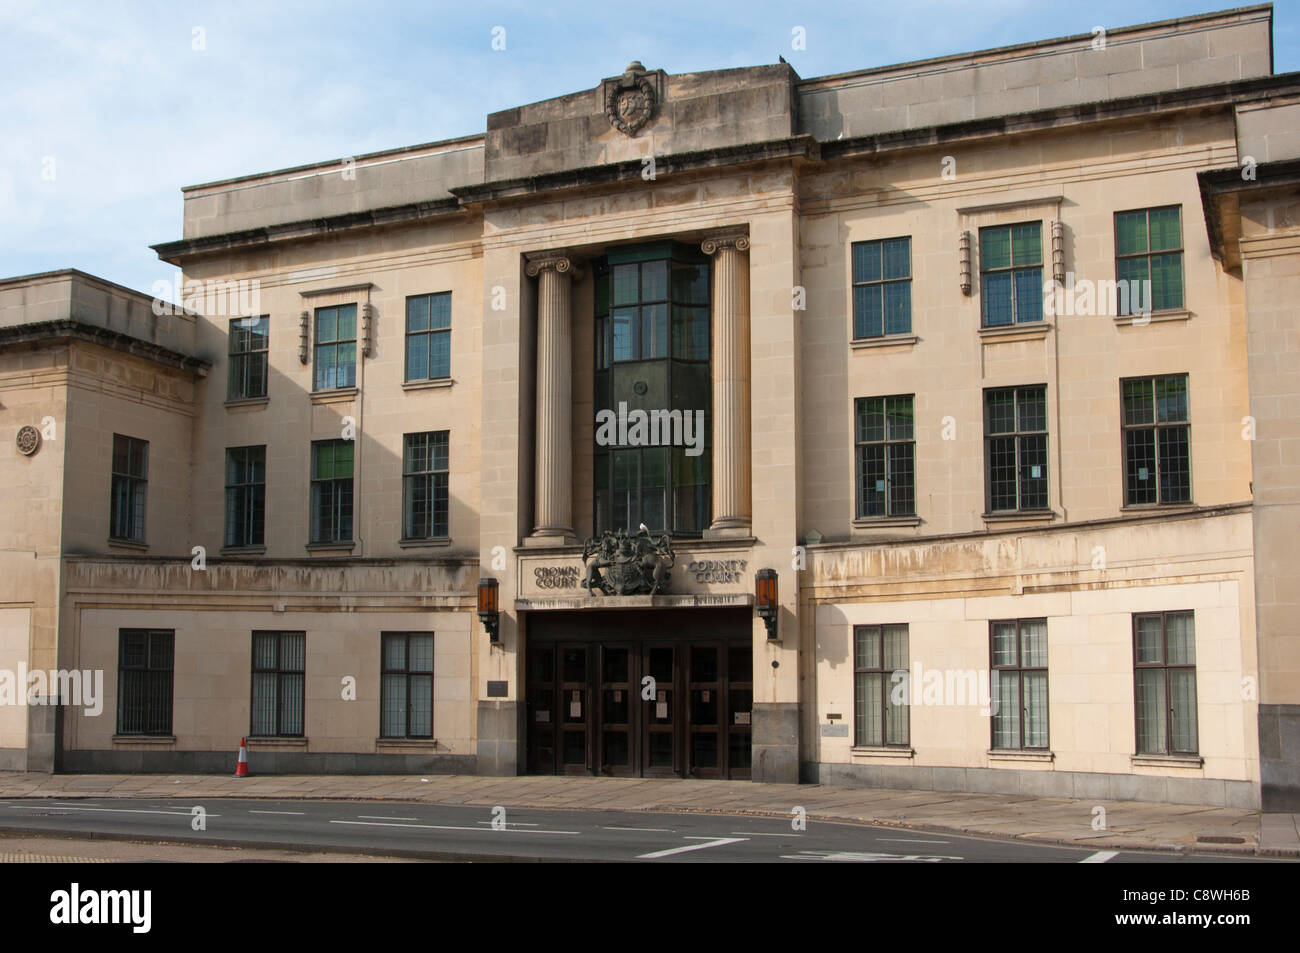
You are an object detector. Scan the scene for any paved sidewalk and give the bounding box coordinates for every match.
[0,772,1293,857]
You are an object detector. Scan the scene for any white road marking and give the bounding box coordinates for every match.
[330,819,579,835]
[877,838,952,845]
[1080,850,1118,863]
[638,837,748,858]
[782,850,961,863]
[357,815,418,821]
[250,810,306,816]
[731,831,792,837]
[603,826,674,833]
[10,804,221,817]
[475,820,541,826]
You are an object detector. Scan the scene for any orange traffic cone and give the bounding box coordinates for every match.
[234,737,250,778]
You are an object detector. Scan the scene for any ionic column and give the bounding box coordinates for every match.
[702,233,752,537]
[524,253,579,543]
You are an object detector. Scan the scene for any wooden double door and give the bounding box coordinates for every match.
[525,610,753,779]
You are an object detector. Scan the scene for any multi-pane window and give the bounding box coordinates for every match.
[1133,611,1198,755]
[110,434,148,542]
[990,619,1049,750]
[851,237,911,338]
[117,629,173,735]
[984,386,1048,512]
[1116,206,1183,314]
[227,316,268,400]
[224,446,266,548]
[251,631,305,737]
[310,440,353,544]
[1122,375,1191,505]
[313,304,357,390]
[853,624,909,747]
[593,245,712,537]
[854,395,915,518]
[603,259,670,363]
[980,222,1043,327]
[405,293,451,382]
[403,431,449,539]
[381,632,434,739]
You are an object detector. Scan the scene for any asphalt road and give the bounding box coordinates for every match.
[0,798,1279,862]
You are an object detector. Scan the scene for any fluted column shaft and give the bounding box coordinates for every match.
[525,254,577,540]
[703,234,752,536]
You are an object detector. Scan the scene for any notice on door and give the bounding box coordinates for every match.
[656,701,668,719]
[570,691,582,719]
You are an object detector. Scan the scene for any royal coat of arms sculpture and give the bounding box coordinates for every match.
[582,528,674,596]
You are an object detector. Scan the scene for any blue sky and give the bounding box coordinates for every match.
[2,0,1297,296]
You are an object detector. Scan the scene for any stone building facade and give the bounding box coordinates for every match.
[1,5,1297,808]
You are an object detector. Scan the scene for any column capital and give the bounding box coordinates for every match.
[700,232,750,256]
[525,252,583,280]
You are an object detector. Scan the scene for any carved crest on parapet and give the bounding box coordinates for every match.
[605,61,659,137]
[582,528,675,596]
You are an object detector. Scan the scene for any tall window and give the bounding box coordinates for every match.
[251,631,305,737]
[1134,611,1198,755]
[1116,206,1183,314]
[853,624,909,747]
[110,434,148,542]
[381,632,434,739]
[403,431,449,539]
[225,446,266,548]
[405,293,451,382]
[117,629,173,735]
[314,304,357,390]
[984,386,1048,512]
[855,395,915,518]
[310,440,353,544]
[593,244,711,536]
[228,316,268,400]
[1122,375,1190,505]
[980,222,1043,327]
[852,237,911,338]
[990,619,1049,750]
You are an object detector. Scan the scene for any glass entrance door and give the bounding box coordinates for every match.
[597,644,635,776]
[642,644,678,777]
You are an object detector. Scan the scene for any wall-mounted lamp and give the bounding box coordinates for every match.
[755,568,779,640]
[477,577,500,643]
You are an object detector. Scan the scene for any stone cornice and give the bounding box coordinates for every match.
[1198,157,1300,268]
[0,320,211,376]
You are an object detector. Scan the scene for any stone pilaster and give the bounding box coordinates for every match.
[702,233,752,537]
[524,253,580,544]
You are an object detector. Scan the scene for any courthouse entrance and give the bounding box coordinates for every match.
[525,608,752,779]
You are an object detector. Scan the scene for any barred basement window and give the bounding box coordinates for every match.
[250,631,305,737]
[405,292,451,381]
[853,624,909,747]
[403,431,449,539]
[1133,611,1198,756]
[224,445,266,547]
[314,304,357,390]
[310,440,353,544]
[984,386,1048,512]
[980,222,1043,327]
[854,395,915,517]
[227,316,268,400]
[110,434,148,542]
[117,629,173,735]
[851,237,911,338]
[381,632,434,739]
[1122,374,1191,505]
[1115,206,1183,314]
[990,619,1049,750]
